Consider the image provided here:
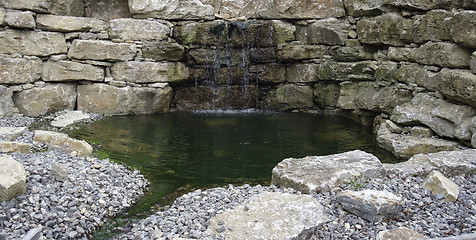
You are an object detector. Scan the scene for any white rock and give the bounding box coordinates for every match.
[423,170,459,202]
[50,111,91,128]
[0,155,27,201]
[0,127,27,141]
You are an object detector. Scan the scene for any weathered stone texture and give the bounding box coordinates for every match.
[0,86,13,118]
[343,0,388,17]
[0,57,42,84]
[34,130,93,157]
[42,60,104,82]
[0,156,26,201]
[357,13,413,46]
[278,44,328,61]
[286,64,318,83]
[0,29,67,56]
[0,8,5,25]
[387,47,417,62]
[142,42,185,61]
[412,10,453,43]
[207,192,329,239]
[317,60,378,81]
[471,52,476,74]
[129,0,214,20]
[337,190,402,221]
[329,46,376,62]
[36,15,107,32]
[77,83,172,115]
[314,83,340,108]
[272,150,386,193]
[296,18,351,45]
[2,0,84,16]
[13,84,77,116]
[86,0,132,20]
[433,69,476,108]
[111,62,189,83]
[386,0,452,10]
[415,42,472,69]
[265,84,314,111]
[68,40,136,62]
[352,82,413,114]
[108,18,170,41]
[4,10,35,29]
[449,11,476,48]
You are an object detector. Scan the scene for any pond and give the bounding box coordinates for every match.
[71,110,398,217]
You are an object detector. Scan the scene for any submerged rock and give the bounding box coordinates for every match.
[271,150,386,193]
[0,155,26,201]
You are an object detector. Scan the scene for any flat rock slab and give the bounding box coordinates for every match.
[207,192,329,240]
[0,127,27,141]
[0,155,27,201]
[0,141,31,153]
[272,150,386,193]
[34,130,93,157]
[50,110,91,128]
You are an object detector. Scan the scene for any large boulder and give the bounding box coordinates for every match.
[2,0,84,16]
[4,10,36,29]
[36,14,107,32]
[0,56,42,85]
[265,84,314,111]
[108,18,170,41]
[42,60,104,82]
[383,149,476,177]
[111,62,189,83]
[272,150,386,193]
[0,155,27,201]
[450,11,476,48]
[34,130,93,157]
[68,40,137,62]
[207,192,329,239]
[13,84,77,117]
[0,85,13,118]
[77,83,172,115]
[296,18,351,45]
[0,29,67,56]
[129,0,214,20]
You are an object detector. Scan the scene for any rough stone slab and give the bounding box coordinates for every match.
[68,40,136,62]
[296,18,351,45]
[0,56,42,84]
[34,130,93,157]
[278,44,328,61]
[384,149,476,177]
[4,10,35,29]
[77,83,172,115]
[0,29,67,56]
[342,0,389,17]
[207,192,329,239]
[423,170,459,202]
[36,14,107,32]
[317,60,378,81]
[286,64,318,83]
[272,150,386,193]
[433,69,476,108]
[130,0,214,20]
[351,82,412,114]
[415,42,472,68]
[357,13,413,46]
[413,10,453,43]
[2,0,84,16]
[0,85,13,118]
[42,60,104,82]
[329,46,377,62]
[0,141,31,153]
[0,155,26,201]
[13,84,77,117]
[265,84,314,111]
[50,111,91,128]
[111,61,189,83]
[450,11,476,48]
[108,18,170,41]
[336,189,403,222]
[377,227,428,240]
[87,0,132,20]
[0,127,27,141]
[386,0,452,10]
[142,42,185,61]
[387,47,417,62]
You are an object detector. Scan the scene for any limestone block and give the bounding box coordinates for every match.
[433,69,476,108]
[269,20,296,43]
[77,83,172,115]
[0,85,13,118]
[296,18,350,45]
[68,40,136,62]
[2,0,84,16]
[248,64,286,84]
[342,0,388,17]
[377,227,428,240]
[0,57,42,84]
[353,82,413,114]
[272,150,386,193]
[34,130,93,157]
[36,15,107,32]
[111,61,189,83]
[384,149,476,177]
[450,11,476,48]
[206,192,329,239]
[265,84,314,111]
[0,155,26,201]
[313,82,340,108]
[278,43,328,61]
[391,93,476,140]
[50,111,91,128]
[0,141,31,153]
[13,84,77,117]
[411,126,433,138]
[142,42,185,61]
[329,46,377,62]
[423,170,459,202]
[0,29,67,56]
[129,0,214,20]
[387,47,417,62]
[86,0,132,20]
[412,10,453,43]
[471,51,476,74]
[415,42,472,68]
[336,190,402,222]
[4,10,35,29]
[356,13,413,46]
[0,8,4,26]
[286,64,318,83]
[338,81,359,109]
[317,60,378,81]
[108,18,170,41]
[394,63,435,86]
[42,60,104,82]
[386,0,452,10]
[0,127,27,141]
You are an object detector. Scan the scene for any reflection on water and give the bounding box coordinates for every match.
[72,111,397,216]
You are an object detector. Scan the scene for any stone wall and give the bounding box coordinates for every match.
[0,0,475,156]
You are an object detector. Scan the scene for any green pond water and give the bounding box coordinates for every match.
[72,110,398,217]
